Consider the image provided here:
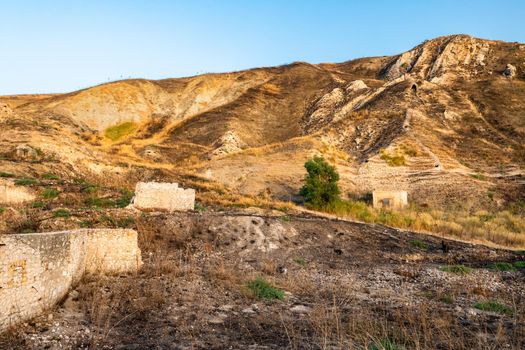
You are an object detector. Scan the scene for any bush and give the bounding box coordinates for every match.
[300,156,340,207]
[247,277,285,300]
[116,189,134,208]
[380,149,406,166]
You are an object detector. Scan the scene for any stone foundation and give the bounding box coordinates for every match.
[133,182,195,212]
[0,229,142,332]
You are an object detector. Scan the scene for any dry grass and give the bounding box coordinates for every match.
[313,201,525,249]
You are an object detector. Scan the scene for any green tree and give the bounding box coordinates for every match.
[300,156,340,207]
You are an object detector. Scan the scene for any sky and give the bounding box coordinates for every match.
[1,0,524,95]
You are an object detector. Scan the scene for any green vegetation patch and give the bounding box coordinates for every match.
[440,265,472,275]
[293,257,307,267]
[247,277,285,300]
[42,188,60,199]
[53,209,71,218]
[15,177,38,186]
[31,201,45,208]
[380,149,406,166]
[474,301,513,315]
[116,189,134,208]
[104,122,137,141]
[488,262,516,272]
[409,239,428,250]
[470,173,487,181]
[0,171,15,178]
[41,173,60,180]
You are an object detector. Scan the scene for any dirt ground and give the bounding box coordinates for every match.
[1,210,524,350]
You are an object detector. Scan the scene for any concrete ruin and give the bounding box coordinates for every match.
[132,182,195,212]
[0,229,142,332]
[372,190,408,209]
[0,179,36,204]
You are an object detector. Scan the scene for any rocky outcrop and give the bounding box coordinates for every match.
[503,64,517,78]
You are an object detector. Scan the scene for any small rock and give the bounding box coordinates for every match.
[503,64,517,78]
[290,305,312,314]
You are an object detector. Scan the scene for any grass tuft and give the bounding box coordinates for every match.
[41,173,59,180]
[247,277,285,300]
[409,239,428,250]
[42,188,60,199]
[53,209,71,218]
[14,177,38,186]
[488,262,516,272]
[474,301,513,315]
[440,265,472,275]
[0,171,15,178]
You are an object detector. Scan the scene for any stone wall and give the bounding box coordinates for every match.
[0,229,142,332]
[372,190,408,209]
[133,182,195,212]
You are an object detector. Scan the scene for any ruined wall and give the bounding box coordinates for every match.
[372,190,408,209]
[0,229,142,332]
[133,182,195,212]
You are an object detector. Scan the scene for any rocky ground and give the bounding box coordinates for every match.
[1,210,524,349]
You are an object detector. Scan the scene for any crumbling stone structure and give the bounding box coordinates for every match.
[372,190,408,209]
[0,229,142,332]
[132,182,195,212]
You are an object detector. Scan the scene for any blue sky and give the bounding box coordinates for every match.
[1,0,524,95]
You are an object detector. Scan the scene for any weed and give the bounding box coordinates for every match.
[104,122,137,141]
[439,294,454,304]
[14,177,38,186]
[116,189,133,208]
[0,207,4,214]
[31,201,45,208]
[247,277,285,300]
[42,188,60,199]
[409,239,428,250]
[513,261,525,269]
[84,197,115,208]
[488,262,516,272]
[194,202,207,212]
[79,220,94,228]
[41,173,59,180]
[53,209,71,218]
[0,172,15,178]
[440,265,472,275]
[293,258,307,266]
[280,215,292,222]
[474,301,513,315]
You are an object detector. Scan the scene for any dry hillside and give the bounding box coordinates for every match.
[1,34,524,246]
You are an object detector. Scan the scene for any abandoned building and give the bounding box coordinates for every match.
[0,229,142,331]
[372,190,408,209]
[132,182,195,212]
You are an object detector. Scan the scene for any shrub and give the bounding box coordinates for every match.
[513,261,525,269]
[247,277,285,300]
[0,207,4,214]
[293,258,306,266]
[42,188,60,199]
[474,301,513,315]
[0,171,15,178]
[53,209,71,218]
[440,265,472,275]
[300,156,340,207]
[15,177,38,186]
